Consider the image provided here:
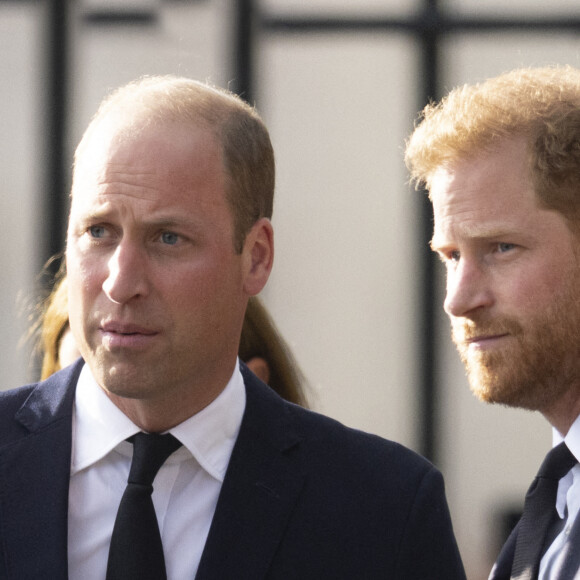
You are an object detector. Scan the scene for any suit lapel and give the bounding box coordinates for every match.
[489,522,518,580]
[196,366,305,580]
[0,362,80,579]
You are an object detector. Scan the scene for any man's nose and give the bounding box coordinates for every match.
[443,259,493,318]
[102,242,150,304]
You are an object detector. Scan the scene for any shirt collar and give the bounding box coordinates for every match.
[553,414,580,463]
[71,361,246,482]
[552,415,580,518]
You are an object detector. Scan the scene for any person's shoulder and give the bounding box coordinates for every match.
[0,381,43,443]
[0,382,39,411]
[0,361,81,442]
[242,366,436,482]
[289,400,433,475]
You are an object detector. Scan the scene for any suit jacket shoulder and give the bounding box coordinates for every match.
[198,364,466,580]
[0,361,466,580]
[0,361,81,580]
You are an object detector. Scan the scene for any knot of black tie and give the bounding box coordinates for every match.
[127,432,183,487]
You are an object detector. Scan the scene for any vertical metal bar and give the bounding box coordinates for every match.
[43,0,69,279]
[232,0,255,104]
[237,0,444,462]
[417,0,440,463]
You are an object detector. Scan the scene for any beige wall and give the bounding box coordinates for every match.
[2,1,580,578]
[0,4,43,388]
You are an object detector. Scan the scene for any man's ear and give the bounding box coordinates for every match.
[242,218,274,295]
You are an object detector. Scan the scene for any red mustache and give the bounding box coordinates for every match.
[452,318,522,343]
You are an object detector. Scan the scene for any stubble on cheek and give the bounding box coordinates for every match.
[456,344,514,404]
[449,284,580,412]
[450,317,519,400]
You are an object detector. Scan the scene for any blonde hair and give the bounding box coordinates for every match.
[405,66,580,220]
[74,76,275,252]
[239,296,308,407]
[37,273,70,380]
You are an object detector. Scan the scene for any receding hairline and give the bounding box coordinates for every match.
[75,76,256,156]
[71,75,275,252]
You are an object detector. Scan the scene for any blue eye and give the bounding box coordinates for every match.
[89,225,106,238]
[497,243,515,253]
[161,232,179,245]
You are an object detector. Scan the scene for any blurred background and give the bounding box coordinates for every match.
[3,0,580,577]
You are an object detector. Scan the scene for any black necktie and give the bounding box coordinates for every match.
[106,432,182,580]
[511,442,577,580]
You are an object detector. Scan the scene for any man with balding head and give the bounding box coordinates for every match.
[0,76,465,579]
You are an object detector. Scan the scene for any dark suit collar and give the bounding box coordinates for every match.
[0,360,82,579]
[0,361,304,579]
[489,522,518,580]
[14,358,82,433]
[196,364,305,580]
[238,362,302,450]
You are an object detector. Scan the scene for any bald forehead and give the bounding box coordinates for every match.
[74,115,220,179]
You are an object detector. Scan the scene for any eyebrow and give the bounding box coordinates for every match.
[430,224,515,251]
[75,208,206,233]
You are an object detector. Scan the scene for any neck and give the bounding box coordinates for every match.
[542,387,580,437]
[105,381,227,433]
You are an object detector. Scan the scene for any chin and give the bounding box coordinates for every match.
[468,375,544,411]
[96,364,146,397]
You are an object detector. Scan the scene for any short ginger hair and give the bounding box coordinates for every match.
[405,65,580,221]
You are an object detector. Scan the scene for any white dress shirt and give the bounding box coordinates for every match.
[67,362,246,580]
[539,415,580,579]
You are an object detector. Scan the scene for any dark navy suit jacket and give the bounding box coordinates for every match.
[488,524,518,580]
[0,359,466,579]
[489,510,580,579]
